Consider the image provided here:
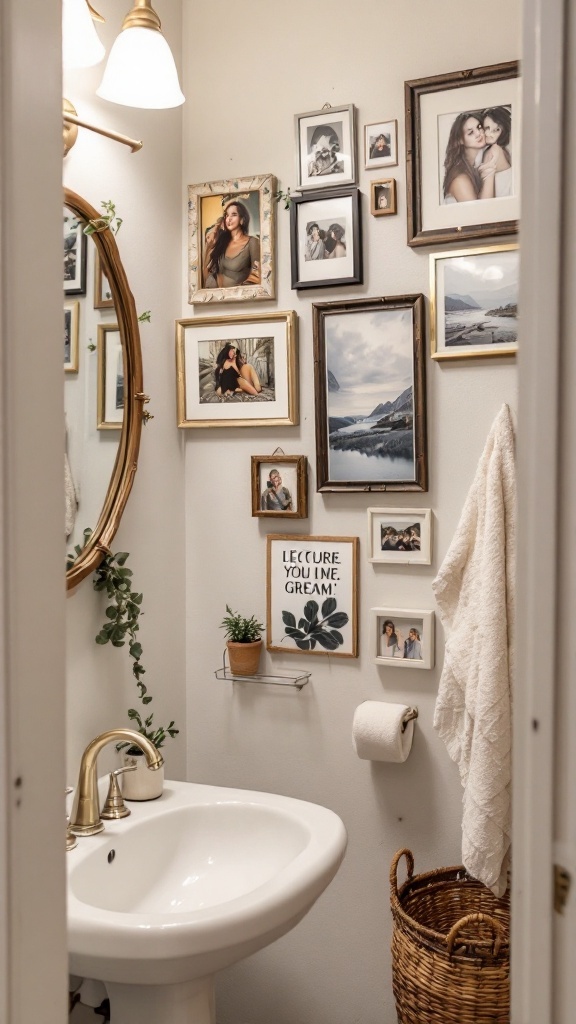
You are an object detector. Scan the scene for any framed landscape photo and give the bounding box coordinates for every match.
[295,104,356,192]
[364,119,398,169]
[97,323,124,430]
[63,207,87,295]
[290,187,362,290]
[372,608,435,669]
[313,295,427,492]
[251,455,308,519]
[267,535,359,657]
[187,173,276,305]
[94,250,114,309]
[405,60,520,246]
[64,301,79,373]
[430,243,519,360]
[370,178,397,217]
[176,310,298,428]
[367,507,432,564]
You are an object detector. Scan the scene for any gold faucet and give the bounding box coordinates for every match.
[69,729,164,836]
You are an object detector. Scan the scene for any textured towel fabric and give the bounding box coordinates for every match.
[433,404,516,896]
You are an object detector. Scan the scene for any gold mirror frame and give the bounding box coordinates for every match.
[65,188,144,591]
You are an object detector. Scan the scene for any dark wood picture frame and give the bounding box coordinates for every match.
[405,60,520,247]
[313,295,427,492]
[290,187,362,290]
[251,455,308,519]
[63,207,87,295]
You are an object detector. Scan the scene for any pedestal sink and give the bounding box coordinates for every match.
[67,780,347,1024]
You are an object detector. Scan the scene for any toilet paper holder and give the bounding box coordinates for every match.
[402,706,419,732]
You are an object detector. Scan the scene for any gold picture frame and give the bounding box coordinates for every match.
[176,310,298,429]
[251,455,308,519]
[430,243,519,360]
[64,300,79,373]
[93,249,114,309]
[370,178,397,217]
[97,323,124,429]
[266,534,359,658]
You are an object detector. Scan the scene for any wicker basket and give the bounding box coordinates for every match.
[390,848,510,1024]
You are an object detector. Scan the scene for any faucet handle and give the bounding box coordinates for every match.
[65,789,78,850]
[100,765,137,820]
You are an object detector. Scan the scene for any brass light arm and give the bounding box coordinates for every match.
[63,100,143,156]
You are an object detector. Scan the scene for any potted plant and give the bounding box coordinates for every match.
[220,604,264,676]
[93,549,179,799]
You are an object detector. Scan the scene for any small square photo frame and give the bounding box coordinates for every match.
[63,207,87,295]
[251,456,308,519]
[367,508,431,564]
[372,608,434,669]
[295,104,357,191]
[64,301,79,373]
[370,178,397,217]
[364,119,398,169]
[290,187,362,290]
[430,243,519,360]
[97,323,124,430]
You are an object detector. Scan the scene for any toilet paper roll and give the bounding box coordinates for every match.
[352,701,414,762]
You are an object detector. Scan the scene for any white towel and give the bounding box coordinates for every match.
[433,404,515,896]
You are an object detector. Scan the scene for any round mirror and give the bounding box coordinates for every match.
[64,188,144,590]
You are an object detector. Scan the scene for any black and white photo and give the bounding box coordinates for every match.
[291,188,362,290]
[295,105,356,191]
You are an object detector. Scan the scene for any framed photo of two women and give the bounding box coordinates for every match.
[405,60,520,246]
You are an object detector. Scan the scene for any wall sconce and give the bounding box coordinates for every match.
[63,0,184,154]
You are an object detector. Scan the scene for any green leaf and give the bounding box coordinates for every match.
[321,597,337,618]
[105,606,118,619]
[316,632,339,650]
[130,642,143,658]
[304,601,319,623]
[325,612,349,629]
[295,638,311,650]
[115,552,130,565]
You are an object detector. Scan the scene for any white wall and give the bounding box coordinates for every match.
[181,3,520,1023]
[64,0,186,785]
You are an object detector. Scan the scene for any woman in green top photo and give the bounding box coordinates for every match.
[205,200,260,288]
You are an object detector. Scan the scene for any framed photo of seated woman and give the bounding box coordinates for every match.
[175,310,298,428]
[188,173,276,305]
[405,61,520,247]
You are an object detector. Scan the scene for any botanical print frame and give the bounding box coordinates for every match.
[94,249,114,309]
[267,535,359,658]
[251,455,308,519]
[372,608,435,670]
[175,310,298,428]
[370,178,397,217]
[295,104,357,192]
[430,243,519,360]
[63,207,87,295]
[367,507,432,565]
[313,295,427,492]
[187,173,276,305]
[364,119,398,169]
[405,60,520,247]
[290,187,362,290]
[97,323,124,430]
[64,301,79,373]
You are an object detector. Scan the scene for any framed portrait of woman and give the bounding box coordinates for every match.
[251,455,308,519]
[187,173,276,305]
[405,61,520,247]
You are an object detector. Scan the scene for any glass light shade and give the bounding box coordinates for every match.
[62,0,105,69]
[96,26,185,108]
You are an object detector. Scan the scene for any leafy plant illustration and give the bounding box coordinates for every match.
[282,598,348,651]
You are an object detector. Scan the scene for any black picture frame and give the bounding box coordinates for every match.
[313,295,427,492]
[405,60,520,247]
[63,207,87,295]
[290,187,362,291]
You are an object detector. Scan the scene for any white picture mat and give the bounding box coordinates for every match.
[420,77,521,232]
[367,507,431,564]
[298,109,354,188]
[104,330,123,423]
[184,320,289,421]
[268,537,356,655]
[372,608,434,669]
[434,247,519,355]
[297,195,354,283]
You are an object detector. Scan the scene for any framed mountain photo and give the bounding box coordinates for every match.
[312,295,427,492]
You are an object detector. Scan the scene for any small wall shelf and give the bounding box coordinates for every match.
[214,667,310,690]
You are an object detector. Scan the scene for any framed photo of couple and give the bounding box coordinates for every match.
[405,60,520,247]
[251,455,308,519]
[372,608,435,670]
[367,507,432,565]
[175,310,298,429]
[290,187,362,290]
[187,173,276,305]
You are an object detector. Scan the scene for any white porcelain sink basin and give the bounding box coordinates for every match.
[67,780,347,1024]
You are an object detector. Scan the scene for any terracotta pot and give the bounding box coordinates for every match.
[119,749,164,801]
[227,639,262,676]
